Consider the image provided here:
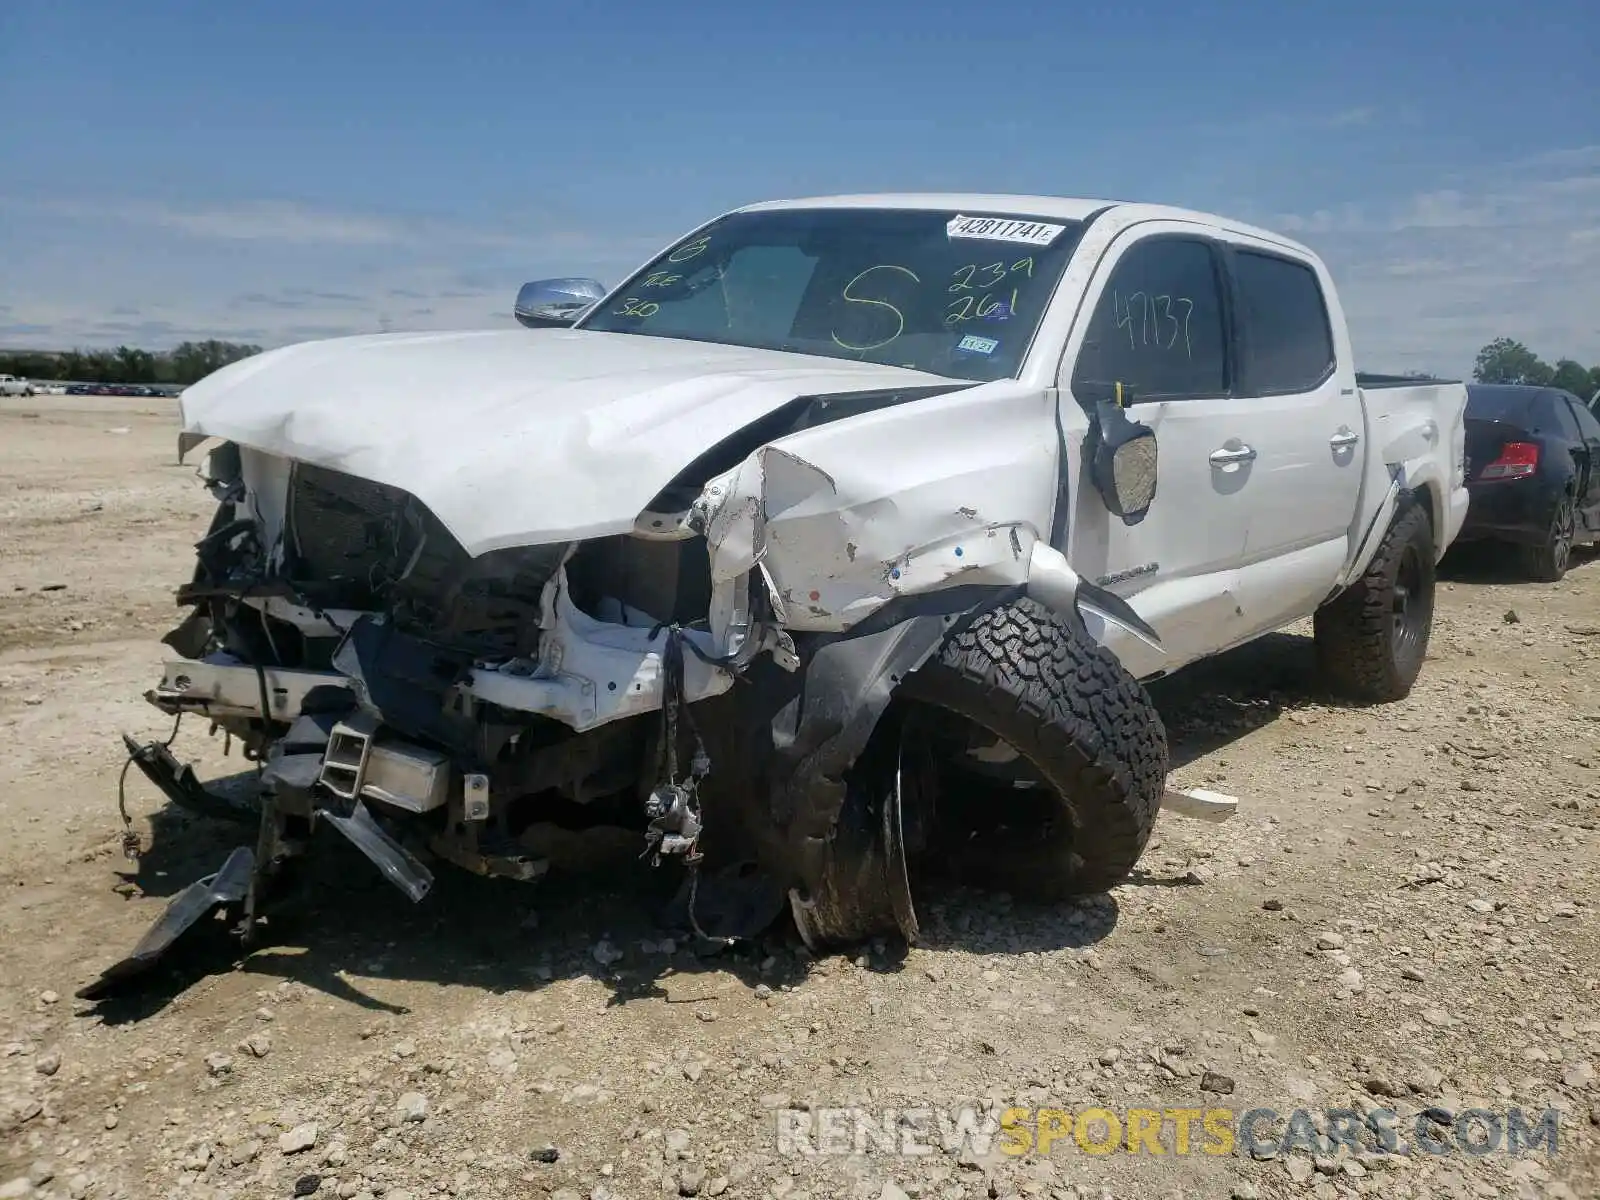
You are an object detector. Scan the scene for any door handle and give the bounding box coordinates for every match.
[1329,430,1360,449]
[1209,444,1257,466]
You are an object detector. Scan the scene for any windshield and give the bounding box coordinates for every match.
[577,207,1085,381]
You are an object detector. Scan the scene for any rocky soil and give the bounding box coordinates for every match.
[2,397,1597,1199]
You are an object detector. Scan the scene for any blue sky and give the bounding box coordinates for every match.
[1,0,1596,376]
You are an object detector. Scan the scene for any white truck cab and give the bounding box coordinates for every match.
[88,194,1471,996]
[1006,198,1470,681]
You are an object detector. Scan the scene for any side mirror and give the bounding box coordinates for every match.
[1086,396,1158,525]
[513,278,607,328]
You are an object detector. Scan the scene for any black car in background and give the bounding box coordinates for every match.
[1458,384,1600,581]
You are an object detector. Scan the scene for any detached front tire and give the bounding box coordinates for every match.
[896,596,1168,901]
[1314,500,1436,703]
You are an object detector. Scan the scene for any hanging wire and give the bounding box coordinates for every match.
[117,712,183,858]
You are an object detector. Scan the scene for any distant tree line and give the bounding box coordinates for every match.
[1473,338,1600,395]
[5,334,1596,396]
[0,340,262,386]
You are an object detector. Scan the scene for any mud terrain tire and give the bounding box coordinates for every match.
[897,596,1167,899]
[1314,500,1435,703]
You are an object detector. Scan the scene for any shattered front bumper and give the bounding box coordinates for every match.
[149,581,738,737]
[147,656,353,724]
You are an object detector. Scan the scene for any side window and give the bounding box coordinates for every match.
[1071,237,1228,402]
[1550,396,1583,441]
[1570,396,1600,441]
[1233,250,1335,394]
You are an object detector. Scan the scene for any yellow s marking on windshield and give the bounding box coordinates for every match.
[831,264,921,353]
[667,237,711,263]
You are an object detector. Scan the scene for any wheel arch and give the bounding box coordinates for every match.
[1410,479,1439,540]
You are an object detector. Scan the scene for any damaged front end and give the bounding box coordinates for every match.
[91,383,1172,997]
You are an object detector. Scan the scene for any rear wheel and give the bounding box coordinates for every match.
[1521,493,1576,583]
[1314,501,1436,703]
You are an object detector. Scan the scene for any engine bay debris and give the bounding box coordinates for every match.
[90,368,1196,999]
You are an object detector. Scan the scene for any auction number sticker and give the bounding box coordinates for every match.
[946,214,1067,246]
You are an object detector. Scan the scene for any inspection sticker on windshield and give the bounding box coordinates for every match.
[956,334,999,355]
[947,214,1067,246]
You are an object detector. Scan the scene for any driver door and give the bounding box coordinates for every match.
[1058,224,1253,677]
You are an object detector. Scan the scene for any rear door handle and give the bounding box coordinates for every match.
[1330,430,1360,449]
[1209,444,1257,466]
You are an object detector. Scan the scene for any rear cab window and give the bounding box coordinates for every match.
[1231,250,1335,394]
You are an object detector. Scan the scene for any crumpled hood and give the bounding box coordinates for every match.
[180,328,954,555]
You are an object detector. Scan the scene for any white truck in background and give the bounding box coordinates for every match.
[0,374,35,397]
[88,193,1470,996]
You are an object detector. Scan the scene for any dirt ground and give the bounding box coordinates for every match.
[1,396,1597,1200]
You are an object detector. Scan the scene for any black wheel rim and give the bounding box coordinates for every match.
[1392,543,1427,659]
[911,707,1075,869]
[1551,501,1575,574]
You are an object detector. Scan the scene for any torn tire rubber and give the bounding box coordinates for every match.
[1314,499,1435,703]
[895,596,1167,900]
[1520,492,1576,583]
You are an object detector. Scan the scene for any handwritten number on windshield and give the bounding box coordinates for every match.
[946,290,1018,325]
[949,258,1034,293]
[831,264,921,352]
[614,297,660,318]
[1114,291,1194,358]
[945,258,1032,325]
[667,237,711,263]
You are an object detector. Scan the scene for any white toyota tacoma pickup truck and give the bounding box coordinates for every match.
[87,193,1470,995]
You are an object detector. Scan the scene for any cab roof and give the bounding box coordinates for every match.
[735,192,1315,259]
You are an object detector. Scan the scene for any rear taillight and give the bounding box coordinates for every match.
[1477,441,1539,480]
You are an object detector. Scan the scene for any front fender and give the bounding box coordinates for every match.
[690,390,1161,655]
[693,382,1062,634]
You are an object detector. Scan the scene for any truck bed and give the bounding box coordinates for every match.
[1354,374,1471,562]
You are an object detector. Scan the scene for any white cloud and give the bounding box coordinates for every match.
[6,149,1599,374]
[130,198,413,245]
[1324,106,1379,129]
[5,194,613,254]
[1270,149,1600,375]
[0,194,673,349]
[1196,105,1386,138]
[1511,144,1600,172]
